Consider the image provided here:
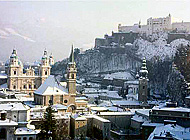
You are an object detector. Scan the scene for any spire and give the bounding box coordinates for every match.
[69,45,74,63]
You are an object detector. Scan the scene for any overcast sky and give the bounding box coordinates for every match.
[0,0,190,62]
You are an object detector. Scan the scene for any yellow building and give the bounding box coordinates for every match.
[6,49,53,96]
[70,114,87,138]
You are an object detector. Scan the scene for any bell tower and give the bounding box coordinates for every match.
[7,49,22,90]
[138,57,149,105]
[49,53,54,66]
[40,50,51,84]
[67,45,77,105]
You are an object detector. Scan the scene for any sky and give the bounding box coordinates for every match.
[0,0,190,62]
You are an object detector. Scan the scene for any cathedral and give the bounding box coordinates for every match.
[6,49,54,96]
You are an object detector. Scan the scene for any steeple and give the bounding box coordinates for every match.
[66,45,77,105]
[69,45,74,63]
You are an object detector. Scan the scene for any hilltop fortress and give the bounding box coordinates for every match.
[118,14,190,35]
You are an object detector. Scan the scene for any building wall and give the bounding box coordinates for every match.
[99,115,132,129]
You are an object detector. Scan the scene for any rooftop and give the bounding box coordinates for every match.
[99,111,134,116]
[0,119,18,126]
[34,75,68,96]
[0,103,27,111]
[15,127,39,135]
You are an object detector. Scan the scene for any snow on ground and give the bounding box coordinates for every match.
[135,37,190,61]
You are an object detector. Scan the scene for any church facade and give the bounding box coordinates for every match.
[6,49,54,96]
[34,47,78,111]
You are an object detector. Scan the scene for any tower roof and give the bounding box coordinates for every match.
[69,45,74,63]
[10,49,18,59]
[42,49,48,59]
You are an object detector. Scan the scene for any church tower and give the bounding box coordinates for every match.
[138,57,149,104]
[49,53,54,66]
[7,49,23,90]
[67,46,77,105]
[40,50,51,84]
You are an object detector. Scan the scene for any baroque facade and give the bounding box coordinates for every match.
[6,49,54,96]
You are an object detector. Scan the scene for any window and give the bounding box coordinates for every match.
[14,70,16,75]
[29,84,32,89]
[72,74,74,79]
[0,128,6,139]
[29,137,33,140]
[17,138,21,140]
[13,85,16,89]
[34,85,36,89]
[64,100,68,103]
[23,85,26,89]
[60,95,63,103]
[143,86,145,89]
[23,137,27,140]
[45,71,48,75]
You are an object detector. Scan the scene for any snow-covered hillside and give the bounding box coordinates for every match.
[135,38,190,61]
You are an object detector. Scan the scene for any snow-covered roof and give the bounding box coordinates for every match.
[75,97,87,101]
[100,91,122,99]
[0,119,18,126]
[91,107,108,111]
[0,103,27,111]
[148,124,190,140]
[125,80,139,85]
[34,75,68,95]
[112,100,140,106]
[71,114,87,121]
[131,115,147,123]
[99,111,134,116]
[15,127,39,135]
[152,104,190,113]
[52,104,67,110]
[91,115,110,123]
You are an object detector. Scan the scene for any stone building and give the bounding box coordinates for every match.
[70,114,87,139]
[6,49,53,96]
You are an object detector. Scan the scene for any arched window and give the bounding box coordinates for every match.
[45,71,48,75]
[29,84,32,89]
[23,137,27,140]
[71,74,74,79]
[23,85,26,89]
[13,85,16,89]
[14,70,16,75]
